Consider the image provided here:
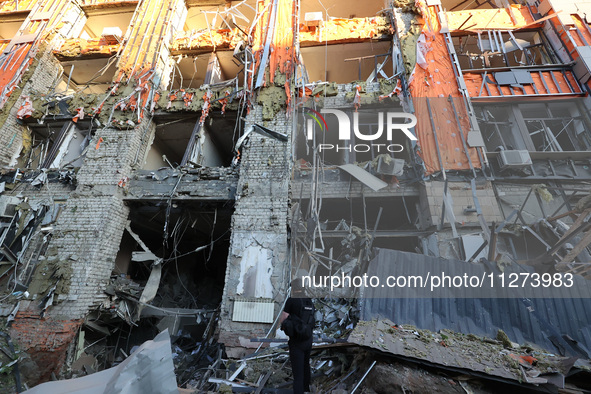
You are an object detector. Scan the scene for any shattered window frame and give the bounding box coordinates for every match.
[476,100,591,152]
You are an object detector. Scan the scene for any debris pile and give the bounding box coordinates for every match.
[314,298,358,339]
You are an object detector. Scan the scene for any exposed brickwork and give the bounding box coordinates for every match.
[10,305,81,385]
[0,49,64,166]
[218,105,292,354]
[11,122,159,378]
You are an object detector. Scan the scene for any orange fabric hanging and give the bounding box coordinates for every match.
[409,0,480,175]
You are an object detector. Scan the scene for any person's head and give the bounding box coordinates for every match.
[291,278,304,296]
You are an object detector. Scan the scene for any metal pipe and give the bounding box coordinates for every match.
[426,98,446,180]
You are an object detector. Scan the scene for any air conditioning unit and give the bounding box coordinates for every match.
[0,196,20,218]
[498,150,532,170]
[304,12,323,27]
[376,156,405,176]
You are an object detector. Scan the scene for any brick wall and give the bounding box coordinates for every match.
[12,120,158,378]
[218,105,292,357]
[0,50,64,166]
[10,305,81,385]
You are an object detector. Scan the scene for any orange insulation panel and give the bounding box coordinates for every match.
[299,16,391,46]
[251,0,296,84]
[172,15,389,54]
[55,38,120,58]
[410,0,480,175]
[0,0,36,13]
[172,28,243,53]
[571,14,591,46]
[464,70,582,98]
[268,0,295,83]
[0,44,33,99]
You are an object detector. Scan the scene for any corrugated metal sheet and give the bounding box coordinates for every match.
[232,298,275,323]
[360,248,591,356]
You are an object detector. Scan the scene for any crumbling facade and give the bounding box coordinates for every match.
[0,0,590,390]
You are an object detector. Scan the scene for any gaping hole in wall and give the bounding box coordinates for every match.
[58,58,118,94]
[300,0,385,19]
[75,201,232,383]
[476,101,591,153]
[79,9,134,40]
[17,122,91,170]
[0,195,60,294]
[185,1,256,32]
[170,52,243,90]
[520,103,591,152]
[509,228,591,265]
[296,106,413,168]
[0,20,22,40]
[293,196,422,274]
[442,0,512,11]
[290,193,422,329]
[490,182,591,273]
[146,113,238,169]
[301,41,393,83]
[454,30,559,70]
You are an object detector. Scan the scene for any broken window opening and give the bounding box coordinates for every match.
[79,9,134,40]
[169,52,243,90]
[296,106,413,172]
[147,113,239,170]
[18,122,91,170]
[521,102,591,152]
[300,42,393,83]
[185,2,256,33]
[475,105,528,151]
[443,0,523,13]
[292,196,422,274]
[58,58,118,94]
[85,202,232,381]
[475,101,591,153]
[300,0,385,19]
[455,30,559,70]
[0,20,22,41]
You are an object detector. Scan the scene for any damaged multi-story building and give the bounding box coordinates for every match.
[0,0,590,391]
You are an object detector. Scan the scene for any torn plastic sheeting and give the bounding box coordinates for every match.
[16,97,34,119]
[135,260,162,320]
[22,330,177,394]
[415,34,430,70]
[338,164,387,192]
[236,244,274,298]
[446,5,538,32]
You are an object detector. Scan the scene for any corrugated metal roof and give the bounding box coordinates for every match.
[360,248,591,357]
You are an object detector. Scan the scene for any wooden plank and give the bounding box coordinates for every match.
[559,228,591,264]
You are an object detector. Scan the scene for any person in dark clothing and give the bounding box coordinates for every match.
[280,279,314,394]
